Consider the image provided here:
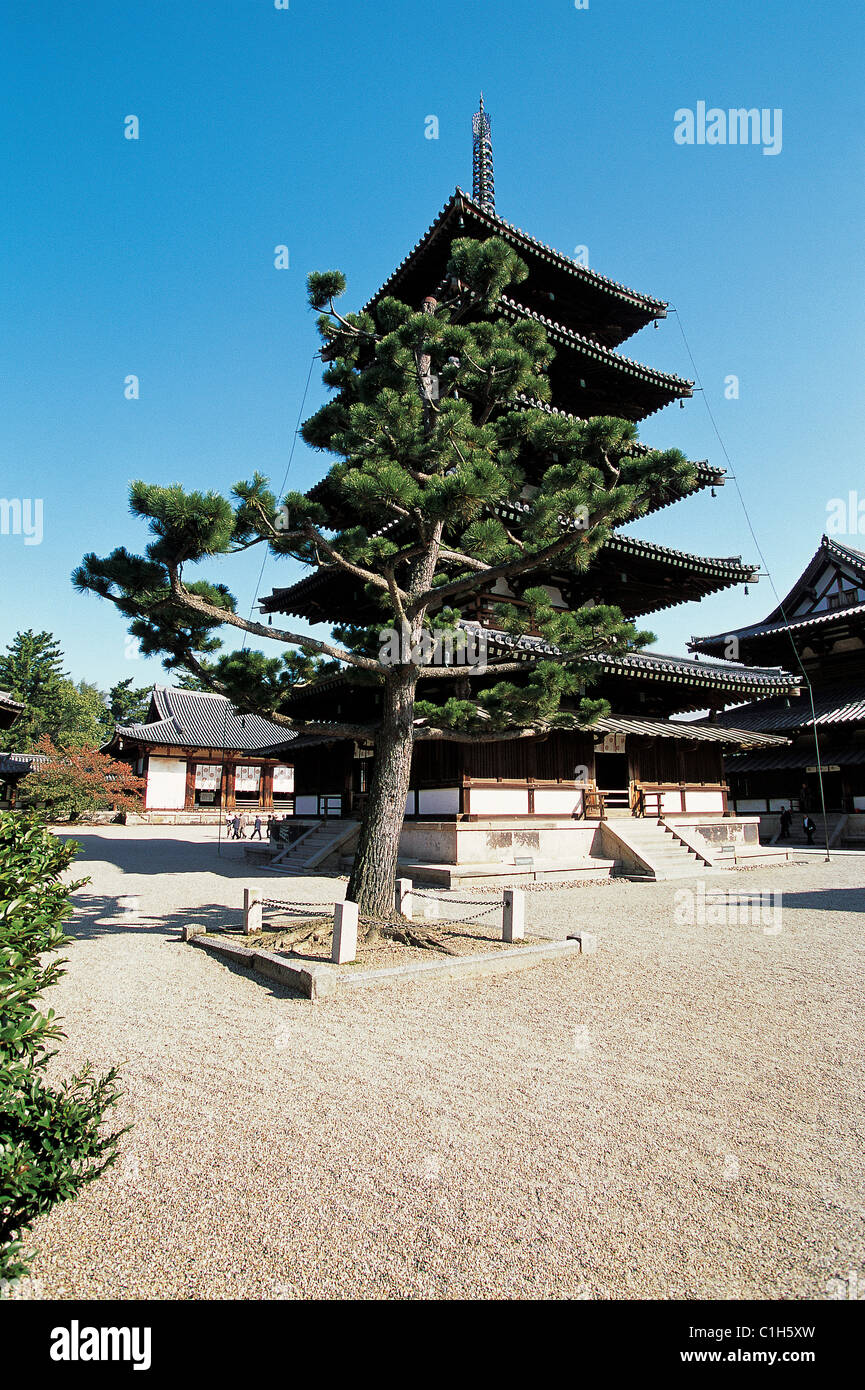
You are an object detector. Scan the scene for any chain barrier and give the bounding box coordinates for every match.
[259,891,505,928]
[407,888,503,923]
[260,899,333,916]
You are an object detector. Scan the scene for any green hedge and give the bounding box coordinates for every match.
[0,812,127,1284]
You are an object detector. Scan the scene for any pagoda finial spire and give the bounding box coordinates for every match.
[472,92,495,213]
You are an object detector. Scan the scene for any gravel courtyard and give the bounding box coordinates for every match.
[19,825,865,1301]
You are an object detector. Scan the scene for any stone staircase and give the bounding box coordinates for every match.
[605,817,711,881]
[270,820,359,873]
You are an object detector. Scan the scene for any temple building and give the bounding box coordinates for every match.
[691,535,865,827]
[104,686,296,819]
[250,99,796,881]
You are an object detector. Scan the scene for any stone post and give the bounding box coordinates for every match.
[243,888,262,936]
[332,900,359,964]
[502,888,525,943]
[395,877,413,920]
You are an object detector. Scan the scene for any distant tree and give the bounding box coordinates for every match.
[0,633,114,752]
[18,738,145,822]
[53,681,114,749]
[0,813,128,1283]
[0,632,67,752]
[106,678,151,726]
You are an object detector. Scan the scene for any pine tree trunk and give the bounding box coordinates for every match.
[346,668,417,920]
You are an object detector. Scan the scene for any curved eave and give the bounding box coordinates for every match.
[499,296,692,396]
[691,600,865,655]
[366,189,668,330]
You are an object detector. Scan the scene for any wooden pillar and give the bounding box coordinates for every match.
[225,762,236,811]
[261,764,274,810]
[184,761,196,812]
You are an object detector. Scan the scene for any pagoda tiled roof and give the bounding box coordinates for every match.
[367,189,669,326]
[498,295,692,398]
[277,631,797,711]
[476,627,798,695]
[259,533,757,622]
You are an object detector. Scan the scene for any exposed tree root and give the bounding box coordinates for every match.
[362,917,458,955]
[257,913,459,956]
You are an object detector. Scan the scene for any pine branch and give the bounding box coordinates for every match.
[164,570,380,672]
[408,522,599,615]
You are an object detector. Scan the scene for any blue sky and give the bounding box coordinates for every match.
[2,0,863,690]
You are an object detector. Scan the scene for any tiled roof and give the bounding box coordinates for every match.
[260,519,753,620]
[498,296,693,394]
[726,744,865,772]
[594,715,787,748]
[0,690,24,712]
[113,687,297,752]
[479,626,798,693]
[710,682,865,734]
[0,752,38,777]
[692,535,865,650]
[367,189,669,316]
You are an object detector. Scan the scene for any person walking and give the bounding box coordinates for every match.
[803,814,816,845]
[779,806,792,840]
[231,813,241,839]
[252,815,263,840]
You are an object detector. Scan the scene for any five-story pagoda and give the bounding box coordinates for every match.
[257,99,795,879]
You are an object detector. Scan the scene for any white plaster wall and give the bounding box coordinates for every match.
[295,795,318,815]
[660,790,683,813]
[417,787,459,815]
[146,757,187,810]
[534,788,582,815]
[470,788,529,814]
[684,791,724,812]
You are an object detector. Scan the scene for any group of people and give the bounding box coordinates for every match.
[776,785,818,844]
[225,812,262,840]
[224,812,291,842]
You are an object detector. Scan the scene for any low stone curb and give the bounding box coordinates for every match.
[182,925,594,1001]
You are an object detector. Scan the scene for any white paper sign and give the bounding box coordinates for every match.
[194,763,222,790]
[273,765,294,793]
[235,765,261,792]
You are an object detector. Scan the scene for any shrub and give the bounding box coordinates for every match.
[0,812,128,1284]
[18,736,145,822]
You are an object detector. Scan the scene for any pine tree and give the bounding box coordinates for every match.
[0,632,68,752]
[0,634,113,752]
[107,678,151,726]
[73,237,697,918]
